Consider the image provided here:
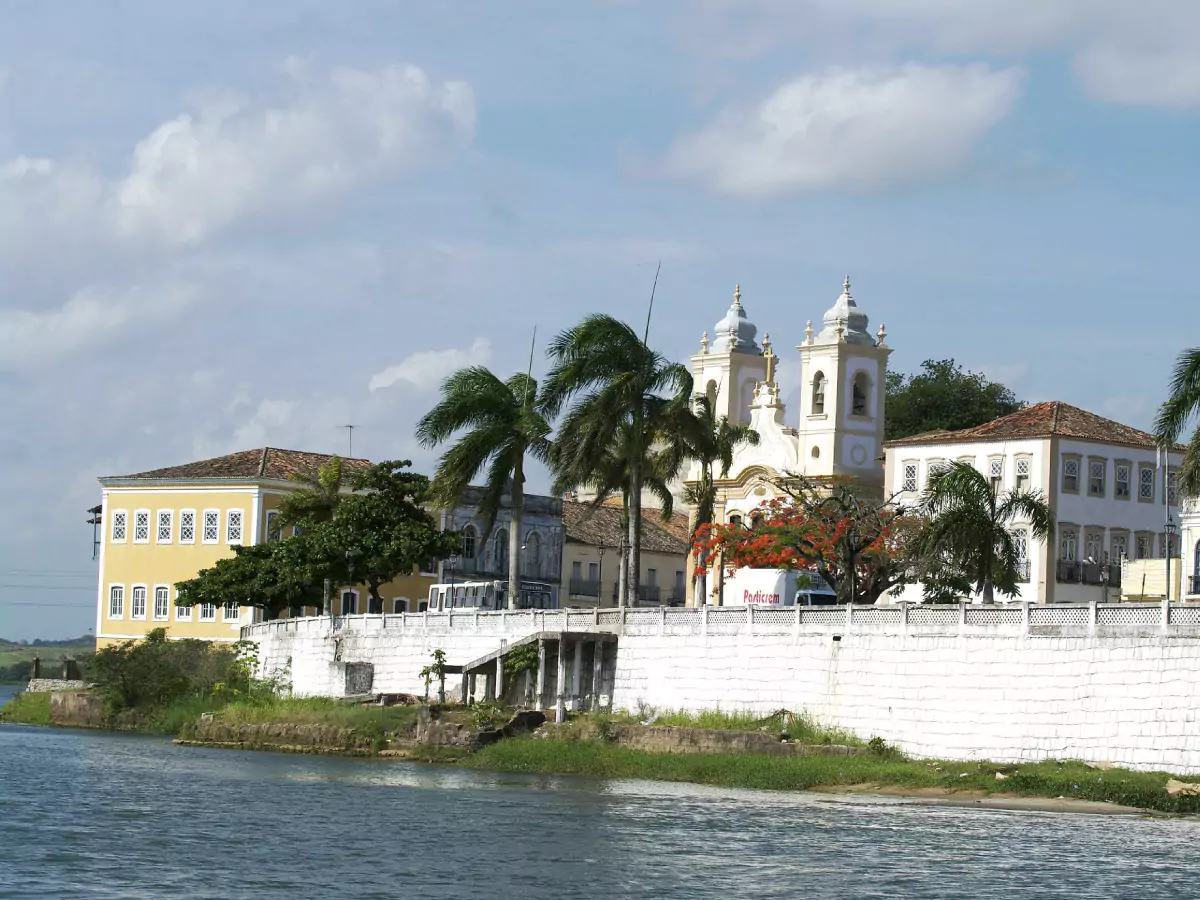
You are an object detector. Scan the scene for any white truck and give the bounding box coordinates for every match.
[721,567,839,606]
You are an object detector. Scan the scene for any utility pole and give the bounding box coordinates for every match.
[340,425,355,458]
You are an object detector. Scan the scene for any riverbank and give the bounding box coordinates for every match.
[6,691,1199,815]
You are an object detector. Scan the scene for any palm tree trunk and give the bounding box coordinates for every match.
[627,447,642,607]
[981,577,994,605]
[616,491,629,608]
[508,459,524,610]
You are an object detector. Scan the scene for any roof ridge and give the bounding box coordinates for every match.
[1049,401,1061,433]
[258,448,269,477]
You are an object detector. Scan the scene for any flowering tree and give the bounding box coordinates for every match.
[692,476,923,605]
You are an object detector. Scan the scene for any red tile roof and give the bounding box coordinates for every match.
[884,401,1185,451]
[563,501,690,556]
[103,448,371,483]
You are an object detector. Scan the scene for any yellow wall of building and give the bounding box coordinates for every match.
[560,542,690,607]
[98,485,261,645]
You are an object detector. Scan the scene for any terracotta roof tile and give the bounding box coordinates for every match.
[563,501,689,555]
[884,401,1185,452]
[106,448,371,483]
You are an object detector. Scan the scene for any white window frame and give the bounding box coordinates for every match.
[1062,458,1080,494]
[1060,529,1078,562]
[226,509,244,545]
[1088,458,1107,498]
[393,597,409,614]
[156,509,173,544]
[340,589,359,616]
[108,584,125,619]
[130,584,148,620]
[222,601,240,622]
[989,457,1004,494]
[176,601,193,622]
[1015,456,1032,493]
[1111,532,1129,560]
[1139,465,1155,502]
[901,461,918,493]
[153,585,170,620]
[199,603,217,622]
[179,509,196,544]
[202,509,220,544]
[111,510,128,544]
[133,509,151,544]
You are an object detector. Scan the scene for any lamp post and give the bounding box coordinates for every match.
[597,543,606,607]
[1166,514,1177,602]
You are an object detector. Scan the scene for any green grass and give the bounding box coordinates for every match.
[0,691,52,726]
[207,697,421,738]
[466,736,1200,814]
[618,708,863,745]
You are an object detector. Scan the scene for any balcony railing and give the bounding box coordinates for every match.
[569,578,601,597]
[1056,560,1122,588]
[639,585,661,604]
[1015,560,1031,583]
[1189,575,1200,597]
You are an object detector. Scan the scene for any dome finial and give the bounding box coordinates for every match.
[733,283,742,308]
[804,319,814,345]
[700,330,710,354]
[843,274,851,295]
[876,322,887,347]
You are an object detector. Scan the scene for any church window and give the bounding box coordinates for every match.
[811,372,826,415]
[851,373,869,416]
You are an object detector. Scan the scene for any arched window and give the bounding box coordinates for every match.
[393,598,410,614]
[524,531,542,578]
[750,513,764,529]
[494,529,509,571]
[812,372,826,414]
[729,514,742,527]
[461,524,477,560]
[851,372,869,416]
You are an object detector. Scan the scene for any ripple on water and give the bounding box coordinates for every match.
[2,724,1199,899]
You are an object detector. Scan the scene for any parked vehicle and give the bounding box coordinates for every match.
[426,579,557,611]
[721,568,839,606]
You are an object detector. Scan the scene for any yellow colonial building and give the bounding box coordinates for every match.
[95,447,436,648]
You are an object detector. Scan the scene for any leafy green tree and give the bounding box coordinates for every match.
[416,368,553,609]
[541,315,692,607]
[886,359,1025,441]
[918,461,1055,604]
[176,537,331,620]
[277,455,346,528]
[681,394,760,605]
[1154,348,1200,499]
[330,462,459,612]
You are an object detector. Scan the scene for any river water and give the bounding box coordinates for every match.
[2,685,1199,899]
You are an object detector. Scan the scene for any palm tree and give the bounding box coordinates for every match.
[1154,348,1200,500]
[681,394,760,605]
[918,461,1054,604]
[541,315,692,607]
[416,367,552,609]
[552,419,679,605]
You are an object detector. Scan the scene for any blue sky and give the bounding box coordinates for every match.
[2,1,1198,639]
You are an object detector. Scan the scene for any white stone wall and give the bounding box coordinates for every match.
[247,605,1200,773]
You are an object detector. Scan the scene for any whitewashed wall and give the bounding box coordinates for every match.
[247,604,1200,773]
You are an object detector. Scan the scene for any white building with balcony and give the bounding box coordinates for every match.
[884,402,1184,604]
[1181,498,1200,601]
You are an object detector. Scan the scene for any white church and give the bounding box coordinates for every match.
[686,276,890,526]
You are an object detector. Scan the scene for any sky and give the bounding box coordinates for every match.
[2,0,1198,639]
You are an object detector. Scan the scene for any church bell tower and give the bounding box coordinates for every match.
[690,284,767,427]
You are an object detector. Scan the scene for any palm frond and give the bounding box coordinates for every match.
[1178,425,1200,500]
[1154,348,1200,444]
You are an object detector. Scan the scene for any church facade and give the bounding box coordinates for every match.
[686,277,892,533]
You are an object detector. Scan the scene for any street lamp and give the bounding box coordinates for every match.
[1166,514,1178,602]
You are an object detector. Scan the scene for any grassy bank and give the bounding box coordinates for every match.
[0,691,51,726]
[179,698,421,739]
[467,735,1200,815]
[606,708,863,745]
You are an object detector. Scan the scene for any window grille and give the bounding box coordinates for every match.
[200,603,217,621]
[1116,465,1130,499]
[1089,460,1106,496]
[222,602,239,622]
[111,511,127,543]
[1112,534,1128,560]
[902,463,918,492]
[1140,467,1155,500]
[203,510,220,543]
[133,511,150,543]
[462,525,477,559]
[1015,457,1031,491]
[154,587,170,619]
[157,510,173,543]
[1060,530,1078,561]
[109,585,124,618]
[179,510,195,543]
[1062,459,1079,492]
[131,586,147,619]
[226,510,243,544]
[1136,533,1151,559]
[1168,471,1178,505]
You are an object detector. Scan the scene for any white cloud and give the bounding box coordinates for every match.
[112,63,476,248]
[0,283,197,367]
[231,399,300,448]
[368,338,492,392]
[677,1,1200,108]
[660,63,1022,197]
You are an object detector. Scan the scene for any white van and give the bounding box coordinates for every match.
[721,568,839,606]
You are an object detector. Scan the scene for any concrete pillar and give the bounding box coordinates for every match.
[555,640,568,723]
[524,669,533,708]
[572,639,583,710]
[495,656,505,704]
[460,670,469,704]
[469,673,477,704]
[536,639,546,710]
[591,640,604,710]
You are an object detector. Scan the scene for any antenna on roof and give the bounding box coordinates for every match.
[340,425,355,458]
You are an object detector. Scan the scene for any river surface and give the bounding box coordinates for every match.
[2,690,1199,900]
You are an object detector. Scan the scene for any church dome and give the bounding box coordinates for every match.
[711,284,760,354]
[815,275,875,346]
